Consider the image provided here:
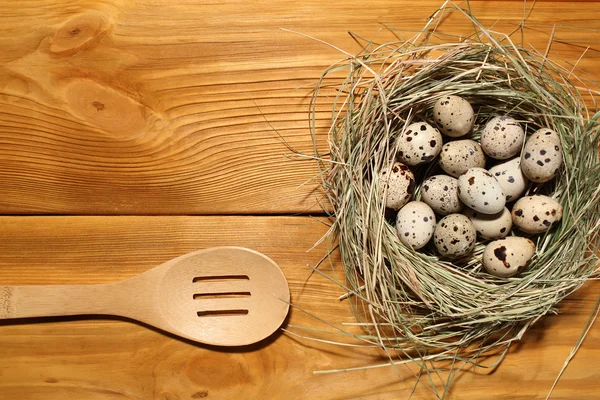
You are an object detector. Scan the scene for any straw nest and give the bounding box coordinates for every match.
[310,3,600,371]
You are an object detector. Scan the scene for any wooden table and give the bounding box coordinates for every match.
[1,1,598,399]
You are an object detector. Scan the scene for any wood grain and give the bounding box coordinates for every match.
[1,1,599,399]
[0,216,598,400]
[0,0,599,214]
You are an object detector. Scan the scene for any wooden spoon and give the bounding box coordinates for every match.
[0,247,290,346]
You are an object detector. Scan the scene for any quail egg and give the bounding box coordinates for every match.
[397,122,443,166]
[457,167,506,214]
[439,139,486,178]
[521,128,563,183]
[489,157,529,202]
[420,175,464,216]
[480,116,525,160]
[433,95,475,137]
[511,194,563,234]
[396,201,436,249]
[482,237,536,278]
[433,213,477,258]
[464,207,512,239]
[379,162,415,211]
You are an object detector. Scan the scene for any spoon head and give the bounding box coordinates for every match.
[156,247,290,346]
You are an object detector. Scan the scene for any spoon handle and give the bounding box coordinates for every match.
[0,283,122,320]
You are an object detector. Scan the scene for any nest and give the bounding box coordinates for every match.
[309,1,600,382]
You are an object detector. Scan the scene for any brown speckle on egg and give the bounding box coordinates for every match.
[493,245,509,266]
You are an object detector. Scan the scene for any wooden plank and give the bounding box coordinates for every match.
[0,216,598,399]
[0,1,599,214]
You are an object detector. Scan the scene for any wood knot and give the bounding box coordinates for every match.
[50,12,109,55]
[64,79,150,138]
[92,101,106,111]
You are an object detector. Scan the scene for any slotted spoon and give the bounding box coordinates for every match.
[0,246,290,346]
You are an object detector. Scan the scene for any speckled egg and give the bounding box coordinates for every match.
[489,157,529,202]
[480,116,525,160]
[433,95,475,137]
[379,162,415,211]
[420,175,464,216]
[433,214,477,258]
[511,195,563,234]
[397,122,443,166]
[439,140,486,178]
[464,207,512,239]
[520,128,563,183]
[396,201,436,250]
[457,167,506,214]
[482,237,536,278]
